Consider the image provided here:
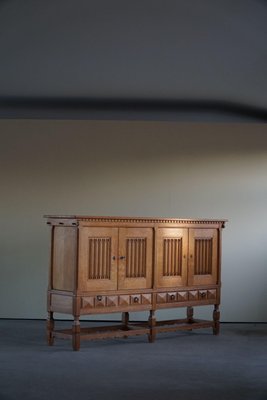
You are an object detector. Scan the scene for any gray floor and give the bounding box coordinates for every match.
[0,320,266,400]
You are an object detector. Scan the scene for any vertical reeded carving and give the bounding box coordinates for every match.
[88,238,111,279]
[194,238,212,275]
[126,238,146,278]
[163,238,182,276]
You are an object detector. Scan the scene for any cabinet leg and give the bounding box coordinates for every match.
[187,306,194,324]
[213,305,220,335]
[46,312,54,346]
[148,310,156,343]
[72,317,81,351]
[122,312,129,328]
[122,312,129,338]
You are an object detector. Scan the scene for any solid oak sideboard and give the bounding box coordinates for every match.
[45,215,227,350]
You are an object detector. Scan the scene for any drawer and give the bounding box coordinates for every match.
[157,292,180,304]
[82,295,107,309]
[155,289,218,305]
[82,295,119,309]
[120,294,152,306]
[188,289,217,302]
[82,293,152,310]
[198,290,217,300]
[157,291,189,304]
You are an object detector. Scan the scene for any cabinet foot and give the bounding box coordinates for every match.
[46,312,54,346]
[213,305,220,335]
[72,317,81,351]
[148,310,156,343]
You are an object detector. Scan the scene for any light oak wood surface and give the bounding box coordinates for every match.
[45,215,226,350]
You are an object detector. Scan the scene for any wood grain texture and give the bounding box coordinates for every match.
[156,228,188,288]
[52,227,77,291]
[45,215,226,350]
[118,227,153,290]
[188,228,218,286]
[78,227,118,291]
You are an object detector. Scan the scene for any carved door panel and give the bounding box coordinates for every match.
[188,229,218,286]
[156,228,188,288]
[118,228,153,290]
[78,227,118,291]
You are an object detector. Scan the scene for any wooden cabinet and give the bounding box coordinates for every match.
[45,216,226,350]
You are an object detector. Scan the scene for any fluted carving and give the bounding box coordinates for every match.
[163,238,182,276]
[194,238,213,275]
[126,238,146,278]
[88,238,111,280]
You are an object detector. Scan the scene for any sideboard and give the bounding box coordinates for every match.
[45,215,227,350]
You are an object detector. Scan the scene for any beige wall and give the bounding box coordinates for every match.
[0,120,267,321]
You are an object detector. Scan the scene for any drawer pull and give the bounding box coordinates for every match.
[134,297,139,303]
[119,256,126,260]
[97,295,103,301]
[200,292,206,298]
[170,294,175,300]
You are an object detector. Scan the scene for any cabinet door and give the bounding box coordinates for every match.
[188,228,218,286]
[78,227,118,291]
[156,228,188,288]
[118,228,153,290]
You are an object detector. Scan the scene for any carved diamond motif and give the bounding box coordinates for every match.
[119,295,130,306]
[82,296,94,308]
[177,291,188,302]
[156,293,167,303]
[188,291,198,301]
[95,296,106,307]
[207,289,216,300]
[106,296,118,307]
[141,294,152,305]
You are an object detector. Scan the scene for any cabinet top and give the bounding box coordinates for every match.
[44,215,227,228]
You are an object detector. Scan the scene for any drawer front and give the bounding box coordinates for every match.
[119,293,152,306]
[81,293,152,311]
[157,291,189,304]
[156,289,217,305]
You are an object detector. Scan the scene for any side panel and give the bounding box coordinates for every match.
[156,228,188,288]
[52,227,77,291]
[78,227,118,291]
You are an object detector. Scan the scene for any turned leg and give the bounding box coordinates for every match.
[72,316,81,351]
[46,311,54,346]
[122,312,129,338]
[122,312,129,329]
[213,305,220,335]
[187,306,194,324]
[148,310,156,343]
